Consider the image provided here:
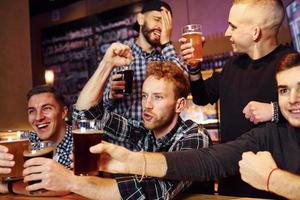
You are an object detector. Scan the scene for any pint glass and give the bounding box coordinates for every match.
[23,140,54,193]
[0,131,29,182]
[72,120,102,176]
[182,24,203,65]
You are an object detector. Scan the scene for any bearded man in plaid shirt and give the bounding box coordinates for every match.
[103,0,186,122]
[22,43,210,199]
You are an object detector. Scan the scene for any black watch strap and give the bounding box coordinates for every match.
[7,181,16,194]
[161,41,171,49]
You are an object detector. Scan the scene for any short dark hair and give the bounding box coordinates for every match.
[277,53,300,74]
[26,85,66,107]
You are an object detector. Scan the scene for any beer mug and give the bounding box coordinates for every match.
[23,140,54,194]
[116,66,134,96]
[72,120,103,176]
[182,24,203,65]
[0,131,29,182]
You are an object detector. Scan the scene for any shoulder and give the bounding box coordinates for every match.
[179,120,210,141]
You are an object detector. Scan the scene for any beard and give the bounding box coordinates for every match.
[143,109,176,133]
[141,22,161,47]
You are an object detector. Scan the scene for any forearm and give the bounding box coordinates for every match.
[76,60,113,110]
[70,176,120,200]
[129,152,167,178]
[11,181,69,196]
[269,169,300,199]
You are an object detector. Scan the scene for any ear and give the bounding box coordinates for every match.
[61,105,69,120]
[252,26,261,41]
[137,13,145,28]
[175,98,187,113]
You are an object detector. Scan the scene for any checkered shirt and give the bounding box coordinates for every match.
[102,42,186,121]
[73,104,210,200]
[22,125,73,168]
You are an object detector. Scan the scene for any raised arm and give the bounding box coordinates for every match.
[76,43,132,110]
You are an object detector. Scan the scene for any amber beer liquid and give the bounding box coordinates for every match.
[183,31,202,63]
[0,139,29,182]
[73,129,102,176]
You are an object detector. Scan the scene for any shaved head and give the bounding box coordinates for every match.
[232,0,284,35]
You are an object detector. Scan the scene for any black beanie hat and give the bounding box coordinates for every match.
[133,0,172,32]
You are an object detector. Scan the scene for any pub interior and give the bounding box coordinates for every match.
[0,0,298,199]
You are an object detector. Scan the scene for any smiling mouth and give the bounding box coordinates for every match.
[289,108,300,114]
[36,123,49,130]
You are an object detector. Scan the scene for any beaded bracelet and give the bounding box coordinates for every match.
[135,150,146,183]
[271,102,279,123]
[267,167,279,192]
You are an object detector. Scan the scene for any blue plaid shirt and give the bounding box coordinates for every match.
[73,104,210,200]
[103,42,186,121]
[22,125,73,168]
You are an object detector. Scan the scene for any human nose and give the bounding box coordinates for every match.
[224,26,231,37]
[144,97,153,109]
[289,88,300,104]
[35,110,45,121]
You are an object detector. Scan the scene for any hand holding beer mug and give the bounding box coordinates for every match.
[72,120,102,176]
[0,131,29,182]
[23,140,54,194]
[116,66,134,96]
[182,24,203,66]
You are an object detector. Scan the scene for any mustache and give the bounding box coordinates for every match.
[144,28,160,35]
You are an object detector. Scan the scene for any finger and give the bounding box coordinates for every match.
[69,153,73,161]
[179,37,187,44]
[111,93,124,99]
[242,151,255,159]
[90,143,103,154]
[111,85,125,93]
[180,42,193,51]
[0,145,9,153]
[0,152,14,161]
[0,159,15,168]
[25,179,44,191]
[111,74,123,81]
[0,167,12,174]
[181,48,194,58]
[24,157,50,168]
[23,164,46,176]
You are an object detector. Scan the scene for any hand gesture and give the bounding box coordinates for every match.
[243,101,273,124]
[102,43,133,68]
[239,151,277,191]
[160,7,172,45]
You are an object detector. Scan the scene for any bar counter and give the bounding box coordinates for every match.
[0,194,88,200]
[1,193,268,200]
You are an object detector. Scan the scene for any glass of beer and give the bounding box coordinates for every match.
[0,131,29,182]
[72,120,103,176]
[23,140,54,194]
[116,67,134,96]
[182,24,203,65]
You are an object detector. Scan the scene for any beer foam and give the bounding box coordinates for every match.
[182,32,202,36]
[72,129,103,134]
[23,147,53,158]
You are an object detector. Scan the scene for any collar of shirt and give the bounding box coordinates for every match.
[144,117,185,150]
[132,42,161,58]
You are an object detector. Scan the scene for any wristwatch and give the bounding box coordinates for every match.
[161,41,172,49]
